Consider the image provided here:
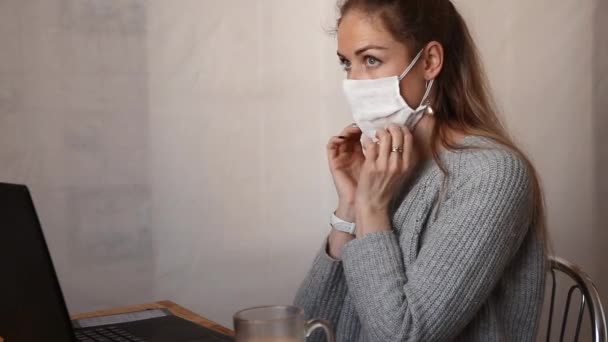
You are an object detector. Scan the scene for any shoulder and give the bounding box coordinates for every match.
[444,136,532,196]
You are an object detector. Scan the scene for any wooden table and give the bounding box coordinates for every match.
[72,300,235,337]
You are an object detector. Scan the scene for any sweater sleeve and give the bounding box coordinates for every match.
[341,151,534,341]
[294,236,348,340]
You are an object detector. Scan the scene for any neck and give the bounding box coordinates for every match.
[411,114,436,160]
[412,114,468,161]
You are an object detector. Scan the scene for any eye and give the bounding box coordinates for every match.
[365,56,382,67]
[339,57,352,71]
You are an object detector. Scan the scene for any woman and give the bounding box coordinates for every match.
[294,0,547,341]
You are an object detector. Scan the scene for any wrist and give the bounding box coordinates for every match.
[335,201,356,222]
[355,205,391,236]
[328,229,354,259]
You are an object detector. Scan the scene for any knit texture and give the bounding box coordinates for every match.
[294,136,547,342]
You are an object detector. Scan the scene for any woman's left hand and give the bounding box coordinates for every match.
[355,124,418,237]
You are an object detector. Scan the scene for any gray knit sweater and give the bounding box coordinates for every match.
[294,136,546,342]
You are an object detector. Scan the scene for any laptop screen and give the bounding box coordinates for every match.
[0,183,75,342]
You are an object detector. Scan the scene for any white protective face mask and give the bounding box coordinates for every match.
[342,49,434,141]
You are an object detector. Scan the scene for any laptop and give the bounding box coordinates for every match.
[0,183,234,342]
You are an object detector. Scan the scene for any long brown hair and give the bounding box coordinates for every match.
[337,0,547,245]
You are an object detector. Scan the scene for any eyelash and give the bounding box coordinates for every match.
[338,56,383,71]
[339,58,351,71]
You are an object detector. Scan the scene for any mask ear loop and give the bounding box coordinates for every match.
[406,79,435,129]
[420,79,434,107]
[423,79,435,115]
[398,49,425,81]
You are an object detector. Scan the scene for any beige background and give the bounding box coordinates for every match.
[0,0,606,335]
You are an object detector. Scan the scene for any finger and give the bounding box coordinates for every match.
[343,122,360,130]
[361,135,378,162]
[346,122,359,130]
[376,128,391,168]
[327,136,346,159]
[401,126,414,168]
[338,125,362,140]
[327,135,346,148]
[388,124,404,171]
[354,139,363,154]
[335,124,362,153]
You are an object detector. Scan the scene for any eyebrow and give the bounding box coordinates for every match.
[337,44,389,58]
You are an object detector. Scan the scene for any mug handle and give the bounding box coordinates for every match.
[305,319,335,342]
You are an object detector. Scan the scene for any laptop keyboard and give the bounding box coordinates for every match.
[74,326,147,342]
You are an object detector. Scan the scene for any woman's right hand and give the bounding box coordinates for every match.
[327,124,364,221]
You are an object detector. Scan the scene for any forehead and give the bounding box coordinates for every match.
[337,10,397,52]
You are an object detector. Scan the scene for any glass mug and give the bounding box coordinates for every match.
[233,305,335,342]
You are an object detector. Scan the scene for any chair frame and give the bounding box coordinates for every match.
[546,257,607,342]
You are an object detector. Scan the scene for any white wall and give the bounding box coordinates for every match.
[594,0,608,297]
[146,0,342,323]
[0,0,156,310]
[0,0,605,332]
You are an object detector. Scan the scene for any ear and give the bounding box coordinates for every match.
[422,41,444,80]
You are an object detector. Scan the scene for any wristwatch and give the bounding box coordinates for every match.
[330,212,356,235]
